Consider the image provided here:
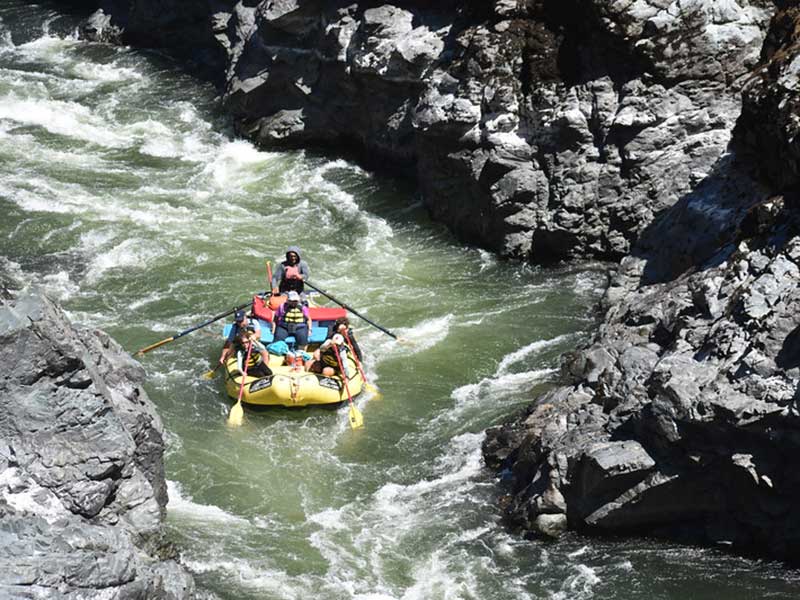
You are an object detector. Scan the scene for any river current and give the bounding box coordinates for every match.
[2,2,800,599]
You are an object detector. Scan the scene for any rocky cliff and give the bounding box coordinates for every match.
[483,3,800,562]
[0,269,194,598]
[75,0,800,562]
[81,0,774,261]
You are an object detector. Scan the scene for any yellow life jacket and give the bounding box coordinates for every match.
[321,344,346,368]
[282,305,305,325]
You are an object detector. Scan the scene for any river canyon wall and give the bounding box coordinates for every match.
[0,266,194,598]
[71,0,800,561]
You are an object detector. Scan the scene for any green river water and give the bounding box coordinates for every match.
[2,2,800,599]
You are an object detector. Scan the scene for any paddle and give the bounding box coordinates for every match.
[227,340,253,427]
[342,329,381,398]
[304,280,397,340]
[333,343,363,429]
[202,363,222,380]
[135,300,254,356]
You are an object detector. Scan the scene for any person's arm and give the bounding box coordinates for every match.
[304,306,313,332]
[299,261,309,281]
[272,307,281,334]
[219,338,232,364]
[271,263,283,292]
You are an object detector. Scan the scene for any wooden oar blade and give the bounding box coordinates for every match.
[228,402,244,427]
[348,404,364,429]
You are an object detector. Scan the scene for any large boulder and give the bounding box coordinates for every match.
[0,279,194,599]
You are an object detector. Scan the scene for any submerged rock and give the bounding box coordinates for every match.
[0,281,194,598]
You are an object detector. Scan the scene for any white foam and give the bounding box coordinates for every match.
[395,314,453,353]
[450,369,555,406]
[0,93,127,147]
[166,480,247,524]
[41,270,80,301]
[84,237,165,283]
[550,564,601,600]
[373,433,484,513]
[568,546,589,558]
[496,334,574,375]
[71,61,144,83]
[200,139,276,187]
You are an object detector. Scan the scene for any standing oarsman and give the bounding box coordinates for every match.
[271,246,309,295]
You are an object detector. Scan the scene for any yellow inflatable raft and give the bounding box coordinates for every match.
[222,298,364,407]
[223,352,363,407]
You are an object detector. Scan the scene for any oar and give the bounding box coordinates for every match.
[202,363,222,380]
[227,341,253,427]
[135,300,254,356]
[304,280,397,340]
[333,343,363,429]
[342,329,381,398]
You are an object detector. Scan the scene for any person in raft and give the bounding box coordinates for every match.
[219,310,271,373]
[326,316,363,362]
[308,333,352,378]
[272,291,313,351]
[271,245,309,296]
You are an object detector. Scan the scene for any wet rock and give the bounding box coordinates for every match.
[534,513,568,538]
[0,286,194,598]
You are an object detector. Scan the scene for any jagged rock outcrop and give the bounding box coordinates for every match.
[483,5,800,562]
[0,273,194,599]
[79,0,776,263]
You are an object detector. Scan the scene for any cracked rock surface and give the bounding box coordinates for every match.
[483,4,800,562]
[81,0,776,262]
[0,279,194,599]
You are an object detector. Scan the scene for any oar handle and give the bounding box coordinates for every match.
[135,297,261,356]
[304,280,397,340]
[136,337,174,356]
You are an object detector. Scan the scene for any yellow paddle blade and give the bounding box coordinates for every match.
[364,383,382,399]
[228,401,244,427]
[348,404,364,429]
[202,369,217,380]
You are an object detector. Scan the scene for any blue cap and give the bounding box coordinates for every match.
[234,310,246,322]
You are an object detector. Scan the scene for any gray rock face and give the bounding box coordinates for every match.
[484,5,800,562]
[0,285,194,599]
[483,192,800,560]
[80,0,775,263]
